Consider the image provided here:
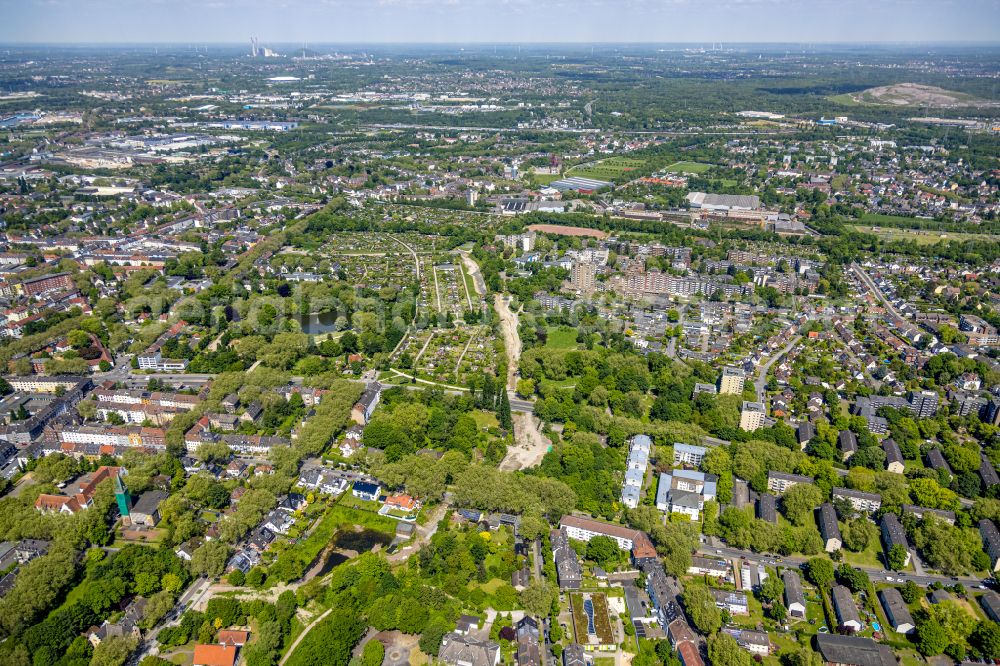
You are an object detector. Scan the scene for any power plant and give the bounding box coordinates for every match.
[249,37,279,58]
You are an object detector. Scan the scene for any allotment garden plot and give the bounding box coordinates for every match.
[390,325,500,387]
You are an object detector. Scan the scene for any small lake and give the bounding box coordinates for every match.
[294,312,339,334]
[309,529,394,578]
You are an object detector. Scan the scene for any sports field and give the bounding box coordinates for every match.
[567,157,646,181]
[665,161,713,174]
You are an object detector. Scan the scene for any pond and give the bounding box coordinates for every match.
[294,312,339,334]
[334,528,393,553]
[307,529,393,579]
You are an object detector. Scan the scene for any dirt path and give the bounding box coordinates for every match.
[493,294,520,392]
[458,251,486,297]
[279,608,333,666]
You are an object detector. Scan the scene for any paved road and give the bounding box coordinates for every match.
[131,576,211,663]
[753,335,802,403]
[699,543,988,588]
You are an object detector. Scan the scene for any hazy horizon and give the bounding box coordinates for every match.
[2,0,999,45]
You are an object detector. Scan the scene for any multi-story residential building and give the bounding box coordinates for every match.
[739,401,766,431]
[980,519,1000,572]
[21,272,74,296]
[767,471,812,494]
[621,435,651,509]
[901,504,956,525]
[833,487,882,514]
[559,515,640,551]
[831,585,862,632]
[655,469,717,520]
[551,528,582,590]
[880,513,911,567]
[783,570,806,619]
[718,366,745,395]
[878,588,915,634]
[817,503,842,552]
[570,261,596,293]
[673,443,706,468]
[883,438,905,474]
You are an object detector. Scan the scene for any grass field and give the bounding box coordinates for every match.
[567,157,646,182]
[850,224,1000,245]
[545,326,579,349]
[665,161,713,174]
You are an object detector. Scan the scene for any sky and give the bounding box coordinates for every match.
[1,0,999,45]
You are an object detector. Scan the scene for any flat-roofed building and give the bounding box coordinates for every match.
[739,401,766,432]
[719,367,745,395]
[673,443,707,468]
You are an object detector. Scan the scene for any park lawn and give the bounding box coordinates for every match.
[840,538,886,569]
[665,161,713,174]
[545,327,579,349]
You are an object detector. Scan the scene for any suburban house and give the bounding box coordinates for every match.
[710,589,749,615]
[352,480,381,502]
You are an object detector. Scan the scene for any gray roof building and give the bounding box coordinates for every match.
[878,587,915,634]
[551,528,583,590]
[815,634,895,666]
[831,585,861,630]
[439,633,501,666]
[817,503,842,552]
[757,493,777,524]
[783,569,806,618]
